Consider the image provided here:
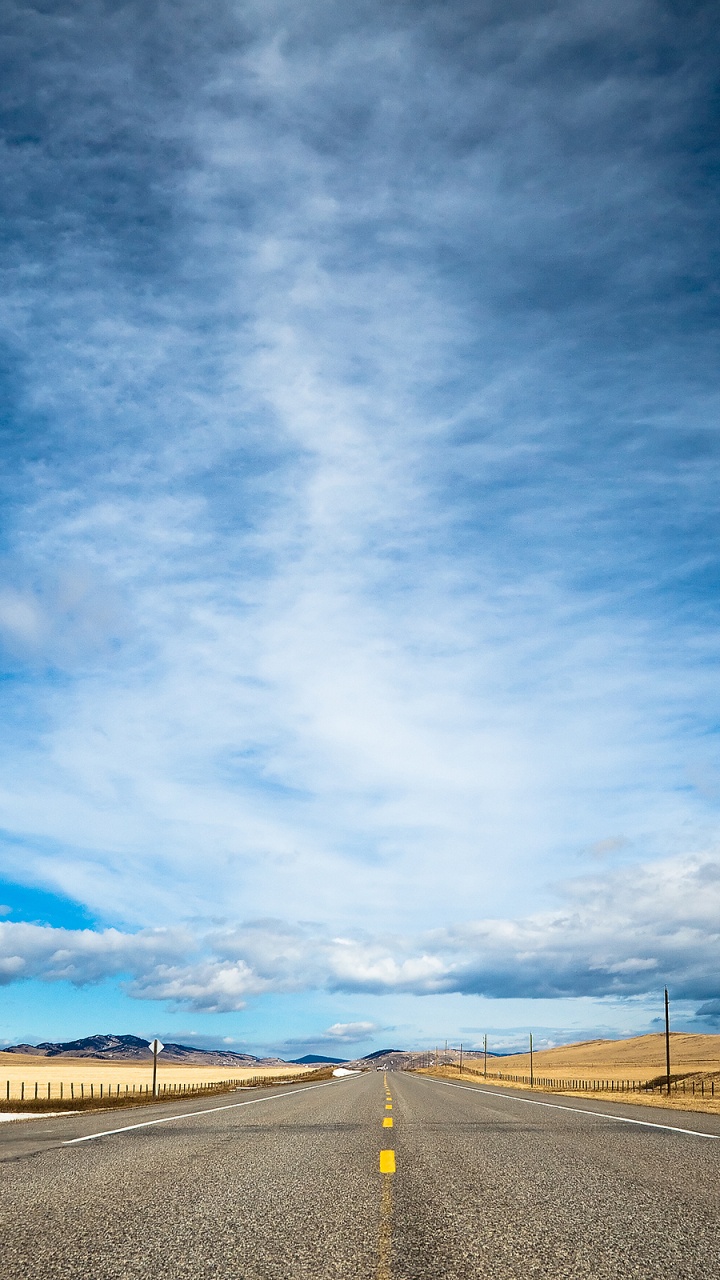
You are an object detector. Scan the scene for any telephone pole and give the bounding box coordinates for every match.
[664,987,672,1096]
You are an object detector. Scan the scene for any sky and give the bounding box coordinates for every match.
[0,0,719,1059]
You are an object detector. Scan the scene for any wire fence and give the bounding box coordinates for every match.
[439,1064,718,1096]
[1,1072,305,1111]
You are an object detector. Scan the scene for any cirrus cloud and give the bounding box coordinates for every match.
[0,0,719,1041]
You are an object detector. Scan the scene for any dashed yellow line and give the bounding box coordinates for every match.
[378,1075,395,1277]
[377,1170,393,1280]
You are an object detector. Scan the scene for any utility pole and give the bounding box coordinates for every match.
[664,987,672,1096]
[483,1033,487,1078]
[529,1033,534,1088]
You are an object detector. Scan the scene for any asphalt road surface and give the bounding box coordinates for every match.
[1,1071,719,1278]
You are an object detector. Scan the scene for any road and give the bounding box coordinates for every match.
[1,1071,719,1278]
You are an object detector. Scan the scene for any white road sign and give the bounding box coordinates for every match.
[149,1039,164,1054]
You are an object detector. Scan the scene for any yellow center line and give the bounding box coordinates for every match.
[377,1171,393,1280]
[378,1076,395,1276]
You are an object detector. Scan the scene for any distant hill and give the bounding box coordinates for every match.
[291,1054,348,1065]
[361,1048,404,1061]
[1,1034,288,1067]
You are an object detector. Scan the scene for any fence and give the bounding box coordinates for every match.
[1,1072,303,1110]
[440,1064,717,1097]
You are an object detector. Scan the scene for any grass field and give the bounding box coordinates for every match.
[422,1033,720,1115]
[0,1054,311,1102]
[483,1033,720,1080]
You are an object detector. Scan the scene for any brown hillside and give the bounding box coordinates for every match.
[491,1033,720,1079]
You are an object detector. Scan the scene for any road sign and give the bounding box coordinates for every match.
[150,1038,164,1098]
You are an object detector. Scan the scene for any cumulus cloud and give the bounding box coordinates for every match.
[0,922,193,987]
[1,853,718,1012]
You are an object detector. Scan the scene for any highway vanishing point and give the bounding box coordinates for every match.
[1,1070,718,1278]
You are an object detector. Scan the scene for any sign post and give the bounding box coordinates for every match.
[529,1032,534,1088]
[149,1038,164,1098]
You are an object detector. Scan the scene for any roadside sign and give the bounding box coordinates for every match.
[150,1038,164,1098]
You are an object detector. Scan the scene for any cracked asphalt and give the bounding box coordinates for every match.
[1,1072,718,1278]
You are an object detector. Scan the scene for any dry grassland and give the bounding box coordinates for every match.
[421,1033,720,1116]
[0,1054,311,1101]
[482,1032,720,1080]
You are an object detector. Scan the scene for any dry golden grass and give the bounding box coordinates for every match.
[0,1054,311,1101]
[420,1033,720,1116]
[480,1032,720,1080]
[420,1064,720,1115]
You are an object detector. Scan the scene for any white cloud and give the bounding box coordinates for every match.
[321,1021,380,1042]
[1,853,718,1012]
[0,922,193,988]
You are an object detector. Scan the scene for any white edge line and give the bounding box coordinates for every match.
[63,1079,348,1144]
[427,1078,720,1140]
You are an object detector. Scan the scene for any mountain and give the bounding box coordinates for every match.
[290,1054,348,1065]
[1,1034,287,1067]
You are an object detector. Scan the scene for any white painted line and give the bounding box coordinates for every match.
[63,1079,349,1145]
[428,1078,720,1140]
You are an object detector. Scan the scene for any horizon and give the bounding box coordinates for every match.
[1,1,720,1059]
[3,1025,715,1062]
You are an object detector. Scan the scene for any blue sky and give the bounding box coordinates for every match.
[0,0,719,1057]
